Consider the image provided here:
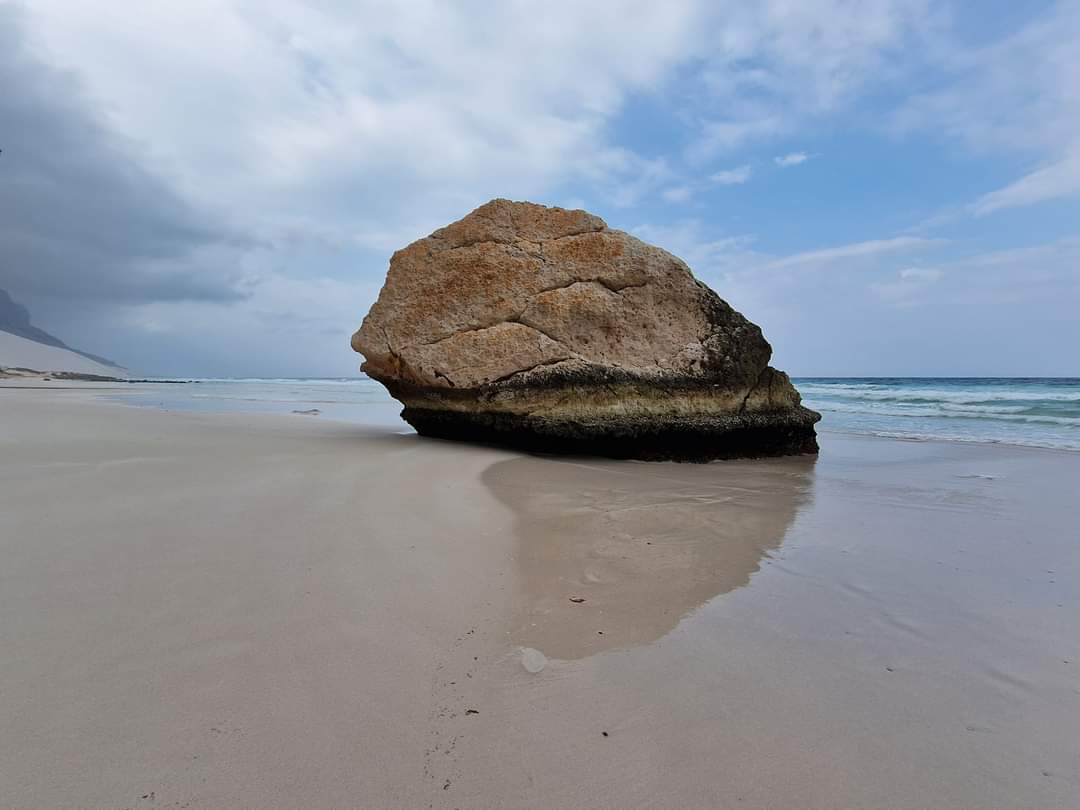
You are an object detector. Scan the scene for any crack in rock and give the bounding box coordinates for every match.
[406,278,652,353]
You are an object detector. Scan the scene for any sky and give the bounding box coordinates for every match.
[1,0,1077,378]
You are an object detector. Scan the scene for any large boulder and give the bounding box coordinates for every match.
[352,199,820,460]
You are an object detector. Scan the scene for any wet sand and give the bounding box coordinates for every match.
[1,387,1077,808]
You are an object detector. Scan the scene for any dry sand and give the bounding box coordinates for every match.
[1,387,1077,808]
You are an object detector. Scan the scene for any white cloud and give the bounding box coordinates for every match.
[692,114,785,156]
[710,165,753,185]
[690,0,940,157]
[774,152,810,168]
[898,268,942,281]
[21,0,706,237]
[895,3,1079,155]
[14,0,948,249]
[632,221,757,275]
[586,149,673,208]
[895,2,1080,216]
[761,236,940,270]
[971,150,1080,216]
[872,267,942,304]
[661,186,693,203]
[629,225,1080,376]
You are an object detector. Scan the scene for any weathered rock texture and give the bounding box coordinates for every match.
[352,199,820,460]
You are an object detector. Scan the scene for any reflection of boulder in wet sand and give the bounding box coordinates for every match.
[483,455,815,660]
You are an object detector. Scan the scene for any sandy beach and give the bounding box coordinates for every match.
[1,386,1078,809]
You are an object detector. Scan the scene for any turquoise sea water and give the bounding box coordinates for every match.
[111,376,1080,451]
[796,377,1080,451]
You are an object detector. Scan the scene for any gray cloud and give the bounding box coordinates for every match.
[0,5,247,305]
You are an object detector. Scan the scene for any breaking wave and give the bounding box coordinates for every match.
[794,378,1080,450]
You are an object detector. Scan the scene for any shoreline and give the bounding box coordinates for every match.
[5,376,1078,457]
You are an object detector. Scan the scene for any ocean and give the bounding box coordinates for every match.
[797,377,1080,451]
[109,376,1080,452]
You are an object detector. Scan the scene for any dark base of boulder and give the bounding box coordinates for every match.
[402,407,819,462]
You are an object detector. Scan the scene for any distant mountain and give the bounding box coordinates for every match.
[0,288,124,370]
